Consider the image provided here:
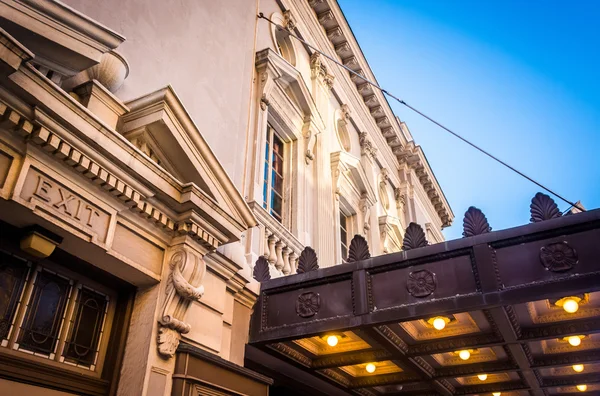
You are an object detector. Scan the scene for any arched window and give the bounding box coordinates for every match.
[270,13,296,66]
[379,181,390,211]
[335,113,351,152]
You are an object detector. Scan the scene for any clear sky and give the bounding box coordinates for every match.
[337,0,600,240]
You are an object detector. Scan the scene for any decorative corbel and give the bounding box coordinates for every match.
[359,192,372,234]
[283,10,296,32]
[303,123,317,164]
[157,248,206,358]
[380,168,390,182]
[359,131,377,159]
[310,52,324,80]
[310,52,335,89]
[255,50,279,112]
[260,93,270,111]
[394,187,406,212]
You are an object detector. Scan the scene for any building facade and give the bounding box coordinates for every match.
[0,0,452,395]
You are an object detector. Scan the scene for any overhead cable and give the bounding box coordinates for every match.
[257,13,585,212]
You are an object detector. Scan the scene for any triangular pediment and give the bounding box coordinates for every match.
[121,86,255,236]
[330,151,376,207]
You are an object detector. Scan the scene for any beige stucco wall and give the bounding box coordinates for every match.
[62,0,258,191]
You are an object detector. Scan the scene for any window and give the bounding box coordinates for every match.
[0,250,113,372]
[274,26,296,66]
[263,125,285,222]
[340,211,349,261]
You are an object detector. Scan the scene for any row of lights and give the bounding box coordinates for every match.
[430,295,580,334]
[324,295,586,377]
[326,335,378,374]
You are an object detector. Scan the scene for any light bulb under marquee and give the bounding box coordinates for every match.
[493,393,501,396]
[477,374,487,381]
[326,335,339,347]
[573,364,584,373]
[365,363,376,373]
[568,336,582,347]
[563,298,579,313]
[576,384,587,392]
[458,350,470,360]
[432,317,447,330]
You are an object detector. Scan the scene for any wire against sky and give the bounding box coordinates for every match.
[257,13,585,212]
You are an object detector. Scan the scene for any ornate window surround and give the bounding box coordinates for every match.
[252,48,325,231]
[268,11,297,67]
[331,151,376,263]
[378,214,404,254]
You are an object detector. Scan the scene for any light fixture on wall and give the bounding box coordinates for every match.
[492,392,501,396]
[477,374,488,381]
[427,316,451,331]
[576,384,587,392]
[573,364,584,373]
[555,296,582,313]
[458,350,471,360]
[365,363,376,373]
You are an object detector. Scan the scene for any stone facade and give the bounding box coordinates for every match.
[0,0,453,395]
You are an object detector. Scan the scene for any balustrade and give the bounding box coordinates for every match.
[250,202,303,278]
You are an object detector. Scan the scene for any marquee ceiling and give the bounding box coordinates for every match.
[249,194,600,396]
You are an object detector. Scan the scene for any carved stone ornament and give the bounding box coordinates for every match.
[253,256,271,282]
[296,291,320,318]
[394,188,406,211]
[462,206,492,237]
[359,193,372,233]
[347,234,371,262]
[157,248,206,358]
[530,192,562,223]
[260,93,270,111]
[282,10,296,32]
[402,222,428,251]
[358,131,377,159]
[407,269,436,298]
[540,241,578,272]
[303,124,316,164]
[296,246,319,274]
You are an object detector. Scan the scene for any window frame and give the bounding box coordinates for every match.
[0,250,117,378]
[263,123,287,224]
[339,210,349,261]
[337,197,357,263]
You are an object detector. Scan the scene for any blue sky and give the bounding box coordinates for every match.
[338,0,600,239]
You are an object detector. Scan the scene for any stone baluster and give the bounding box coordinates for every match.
[282,247,291,275]
[267,234,277,265]
[289,252,298,274]
[264,228,271,258]
[275,241,284,271]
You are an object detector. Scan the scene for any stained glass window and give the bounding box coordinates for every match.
[263,125,285,222]
[17,269,71,356]
[0,252,29,342]
[340,212,349,261]
[63,286,109,368]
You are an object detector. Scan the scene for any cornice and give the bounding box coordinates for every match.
[1,98,228,251]
[255,48,326,132]
[124,85,257,231]
[0,27,34,72]
[5,0,125,49]
[331,150,377,206]
[304,0,454,227]
[0,45,252,251]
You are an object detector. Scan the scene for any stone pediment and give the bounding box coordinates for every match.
[330,151,376,207]
[121,86,255,236]
[256,48,325,132]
